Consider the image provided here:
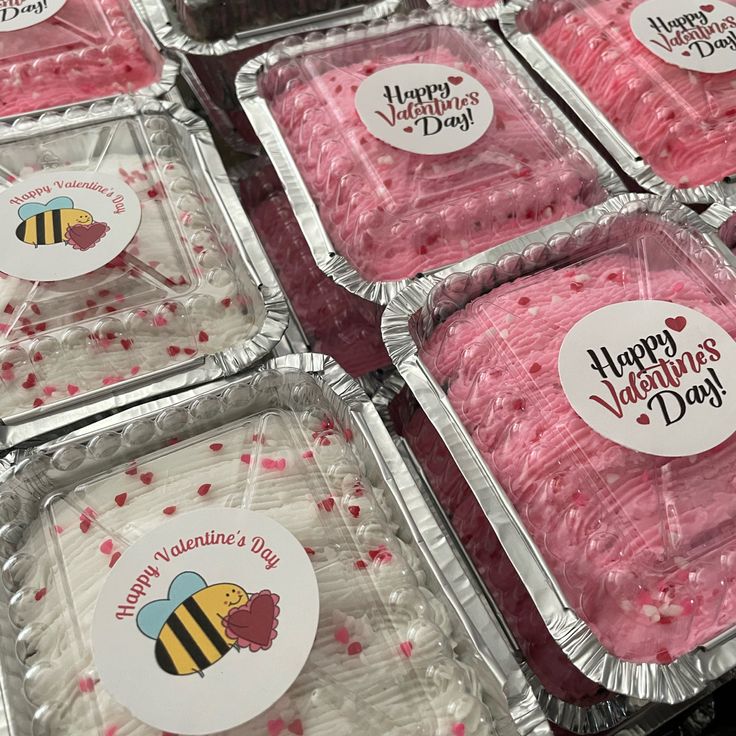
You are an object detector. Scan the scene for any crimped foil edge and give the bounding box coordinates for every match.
[136,0,401,57]
[235,8,626,306]
[2,354,542,736]
[427,0,500,22]
[499,1,736,207]
[0,95,289,450]
[382,193,736,704]
[701,203,734,232]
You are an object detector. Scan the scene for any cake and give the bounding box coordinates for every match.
[8,407,498,735]
[0,0,164,118]
[262,22,609,285]
[175,0,362,42]
[418,209,736,665]
[0,102,264,419]
[523,0,736,189]
[389,386,613,706]
[242,161,390,376]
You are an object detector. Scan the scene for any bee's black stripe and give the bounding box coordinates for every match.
[154,638,177,675]
[167,611,211,671]
[51,209,62,243]
[15,221,26,241]
[182,597,230,656]
[35,214,45,244]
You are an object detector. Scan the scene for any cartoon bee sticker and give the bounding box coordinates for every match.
[137,572,280,678]
[15,197,109,251]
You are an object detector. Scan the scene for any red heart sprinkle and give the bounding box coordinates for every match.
[636,414,650,425]
[209,443,223,451]
[32,398,43,408]
[80,519,91,533]
[452,725,466,736]
[348,505,361,518]
[399,641,413,658]
[125,466,138,476]
[318,497,335,512]
[665,316,687,332]
[34,588,47,601]
[120,339,133,351]
[99,539,114,555]
[163,506,176,515]
[267,720,285,736]
[240,453,251,464]
[701,4,714,11]
[198,330,209,343]
[140,472,153,485]
[304,546,315,556]
[33,352,43,362]
[529,362,542,374]
[347,642,363,656]
[288,720,304,735]
[221,297,232,308]
[109,552,121,568]
[448,75,463,85]
[22,373,37,389]
[1,362,12,370]
[184,347,196,356]
[354,560,367,570]
[115,493,127,507]
[198,483,211,496]
[167,345,180,357]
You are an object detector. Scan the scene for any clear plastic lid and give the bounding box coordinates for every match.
[0,0,167,118]
[418,202,736,666]
[0,98,267,425]
[518,0,736,191]
[259,22,610,284]
[240,160,390,377]
[174,0,366,43]
[2,366,502,736]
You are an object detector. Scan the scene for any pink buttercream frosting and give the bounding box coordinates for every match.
[526,0,736,189]
[420,212,736,664]
[0,0,162,118]
[264,24,607,283]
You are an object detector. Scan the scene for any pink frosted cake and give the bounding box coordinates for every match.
[0,101,266,421]
[419,209,736,665]
[389,387,612,706]
[262,22,610,284]
[522,0,736,189]
[0,0,165,118]
[242,162,389,376]
[7,406,499,735]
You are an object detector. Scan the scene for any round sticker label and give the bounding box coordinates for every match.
[558,300,736,457]
[354,63,494,155]
[0,171,141,282]
[0,0,68,32]
[92,509,320,735]
[630,0,736,74]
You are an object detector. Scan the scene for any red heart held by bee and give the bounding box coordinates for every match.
[65,222,110,252]
[636,414,650,425]
[665,316,687,332]
[447,75,463,85]
[224,594,277,647]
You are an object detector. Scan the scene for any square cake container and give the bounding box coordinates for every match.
[0,0,177,120]
[382,193,736,704]
[236,9,625,307]
[373,376,736,735]
[0,353,551,736]
[500,0,736,208]
[236,157,391,377]
[0,95,289,451]
[133,0,402,154]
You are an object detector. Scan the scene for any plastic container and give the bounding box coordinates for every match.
[500,0,736,206]
[0,0,176,119]
[427,0,501,22]
[238,159,390,377]
[383,194,736,704]
[0,353,551,736]
[0,96,288,450]
[702,204,736,250]
[238,10,624,305]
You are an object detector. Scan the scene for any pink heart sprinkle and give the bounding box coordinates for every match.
[399,641,413,658]
[104,727,119,736]
[78,677,95,693]
[42,385,56,396]
[99,539,114,555]
[240,453,251,464]
[67,383,80,395]
[54,525,63,534]
[163,506,176,515]
[268,720,285,736]
[452,725,466,736]
[335,626,350,644]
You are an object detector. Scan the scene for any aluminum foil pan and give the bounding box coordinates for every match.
[136,0,402,56]
[373,375,736,734]
[0,96,289,451]
[236,8,625,306]
[382,193,736,705]
[499,2,736,208]
[426,0,500,22]
[0,353,550,736]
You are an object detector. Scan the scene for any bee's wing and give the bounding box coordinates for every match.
[17,197,74,221]
[136,572,207,639]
